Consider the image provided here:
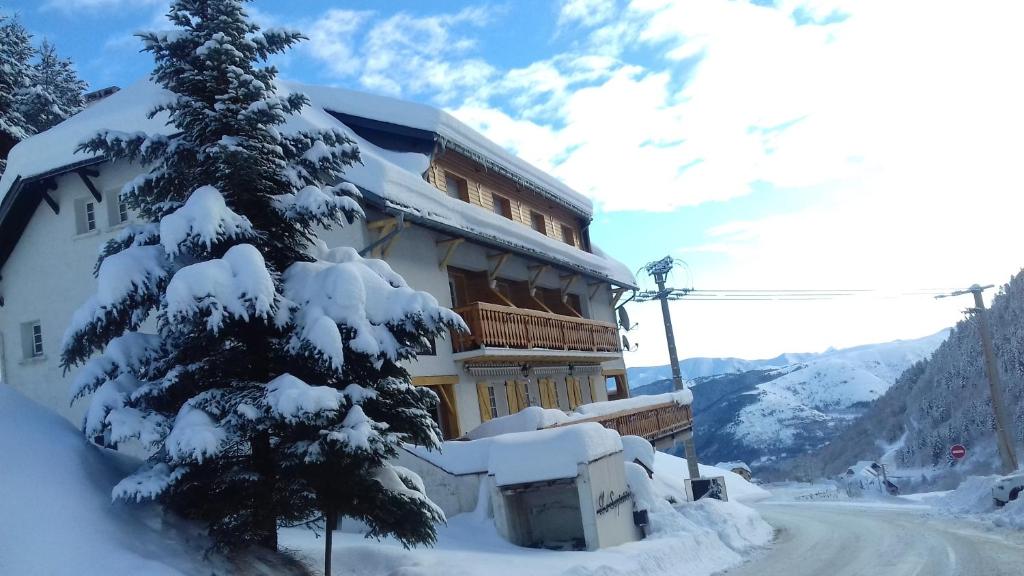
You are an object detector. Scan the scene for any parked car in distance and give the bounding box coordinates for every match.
[992,471,1024,506]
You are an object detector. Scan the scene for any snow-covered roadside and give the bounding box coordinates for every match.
[0,385,215,575]
[913,476,1024,530]
[282,451,772,576]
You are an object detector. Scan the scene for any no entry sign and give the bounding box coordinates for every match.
[950,444,967,460]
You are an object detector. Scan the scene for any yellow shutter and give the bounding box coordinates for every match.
[538,378,551,408]
[517,380,529,408]
[567,376,583,409]
[589,375,602,403]
[505,380,520,414]
[476,382,492,422]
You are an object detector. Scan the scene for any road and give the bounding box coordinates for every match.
[721,502,1024,576]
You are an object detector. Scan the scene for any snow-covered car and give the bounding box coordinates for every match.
[992,471,1024,506]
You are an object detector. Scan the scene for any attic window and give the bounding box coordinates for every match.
[530,211,546,235]
[21,321,43,359]
[445,172,468,202]
[561,225,576,246]
[492,194,513,219]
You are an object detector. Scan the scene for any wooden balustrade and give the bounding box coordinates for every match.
[451,301,621,353]
[549,401,693,442]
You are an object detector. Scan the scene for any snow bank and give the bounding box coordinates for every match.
[0,385,210,575]
[573,390,692,418]
[465,406,570,440]
[465,392,691,441]
[487,423,622,486]
[927,475,1024,529]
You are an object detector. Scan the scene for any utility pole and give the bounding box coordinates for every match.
[638,256,701,480]
[937,284,1019,474]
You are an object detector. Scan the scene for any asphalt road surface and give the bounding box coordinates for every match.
[721,502,1024,576]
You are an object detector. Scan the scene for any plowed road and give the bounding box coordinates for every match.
[721,502,1024,576]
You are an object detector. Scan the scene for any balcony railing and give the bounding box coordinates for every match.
[451,301,620,354]
[550,401,693,442]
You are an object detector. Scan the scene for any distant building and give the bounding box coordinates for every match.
[715,461,753,481]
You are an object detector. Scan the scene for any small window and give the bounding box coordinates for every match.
[491,195,512,219]
[21,321,43,359]
[445,172,467,201]
[530,211,546,235]
[86,202,96,231]
[118,199,128,223]
[561,224,576,246]
[486,386,498,418]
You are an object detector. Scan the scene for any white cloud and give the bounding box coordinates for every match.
[306,9,373,77]
[559,0,619,28]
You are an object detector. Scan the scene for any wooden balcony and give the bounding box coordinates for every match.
[451,301,621,355]
[550,401,693,443]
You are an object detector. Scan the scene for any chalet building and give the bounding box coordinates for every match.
[0,81,686,445]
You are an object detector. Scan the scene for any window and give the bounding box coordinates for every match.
[118,199,128,223]
[75,198,98,234]
[491,194,513,219]
[86,202,96,231]
[21,321,43,359]
[530,211,546,235]
[445,172,467,201]
[561,224,576,246]
[476,382,499,421]
[487,386,498,418]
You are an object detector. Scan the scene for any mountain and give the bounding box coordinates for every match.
[627,352,816,389]
[777,274,1024,489]
[630,331,950,471]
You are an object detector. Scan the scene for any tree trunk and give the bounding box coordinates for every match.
[252,431,278,550]
[324,509,336,576]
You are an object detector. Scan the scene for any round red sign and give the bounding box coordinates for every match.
[950,444,967,459]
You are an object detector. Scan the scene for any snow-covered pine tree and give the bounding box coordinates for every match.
[18,40,88,133]
[61,0,463,555]
[0,13,35,174]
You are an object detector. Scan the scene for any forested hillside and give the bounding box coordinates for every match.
[776,273,1024,485]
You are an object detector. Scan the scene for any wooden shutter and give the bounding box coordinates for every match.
[505,380,519,414]
[517,381,529,409]
[567,377,583,409]
[538,378,552,408]
[476,382,492,422]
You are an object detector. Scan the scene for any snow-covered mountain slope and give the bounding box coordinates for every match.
[627,352,815,388]
[631,331,949,470]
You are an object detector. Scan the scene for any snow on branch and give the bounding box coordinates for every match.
[165,404,226,464]
[112,462,189,503]
[62,245,170,365]
[282,242,466,373]
[165,243,277,334]
[273,184,363,228]
[160,185,255,258]
[70,332,163,404]
[265,373,344,423]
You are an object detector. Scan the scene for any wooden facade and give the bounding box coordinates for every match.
[426,150,586,250]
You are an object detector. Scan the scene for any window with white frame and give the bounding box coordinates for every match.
[21,321,43,359]
[118,198,128,223]
[86,202,96,231]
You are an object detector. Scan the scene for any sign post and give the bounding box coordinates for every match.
[950,444,967,460]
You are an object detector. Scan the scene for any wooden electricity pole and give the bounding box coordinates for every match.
[938,284,1019,474]
[640,257,702,481]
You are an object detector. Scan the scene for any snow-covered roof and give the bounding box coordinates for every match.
[292,83,593,217]
[487,422,622,487]
[0,80,636,288]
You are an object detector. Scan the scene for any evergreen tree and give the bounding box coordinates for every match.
[62,0,462,558]
[0,12,35,174]
[19,40,87,133]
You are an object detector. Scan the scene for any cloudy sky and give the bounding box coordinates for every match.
[7,0,1024,366]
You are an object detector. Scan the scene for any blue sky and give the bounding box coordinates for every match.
[6,0,1024,365]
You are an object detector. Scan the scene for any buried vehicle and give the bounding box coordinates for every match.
[992,471,1024,506]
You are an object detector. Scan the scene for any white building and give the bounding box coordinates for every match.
[0,80,648,440]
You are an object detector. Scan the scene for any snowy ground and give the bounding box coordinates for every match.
[0,385,215,575]
[281,454,772,576]
[281,498,771,576]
